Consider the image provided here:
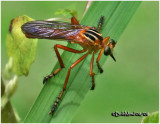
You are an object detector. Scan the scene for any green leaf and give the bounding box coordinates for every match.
[141,111,159,123]
[55,9,78,18]
[24,1,141,123]
[6,15,38,76]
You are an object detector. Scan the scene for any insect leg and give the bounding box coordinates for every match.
[96,36,110,73]
[71,16,81,29]
[103,36,110,45]
[97,16,104,32]
[71,16,79,25]
[96,49,104,73]
[43,44,87,84]
[90,52,95,90]
[49,52,89,115]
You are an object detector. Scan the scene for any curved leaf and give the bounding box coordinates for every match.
[6,15,38,76]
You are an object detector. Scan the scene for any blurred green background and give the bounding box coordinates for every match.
[1,1,159,123]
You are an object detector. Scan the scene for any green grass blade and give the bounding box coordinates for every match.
[24,1,141,123]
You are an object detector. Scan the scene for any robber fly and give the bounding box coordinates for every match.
[21,16,117,115]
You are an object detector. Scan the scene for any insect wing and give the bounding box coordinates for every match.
[21,21,87,40]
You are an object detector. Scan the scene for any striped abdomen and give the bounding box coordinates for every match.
[83,28,103,43]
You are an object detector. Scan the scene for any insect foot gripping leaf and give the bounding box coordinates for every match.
[6,15,38,76]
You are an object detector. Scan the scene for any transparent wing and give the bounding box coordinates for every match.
[21,20,90,40]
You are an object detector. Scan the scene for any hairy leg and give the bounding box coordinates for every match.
[49,52,89,115]
[43,44,86,84]
[90,52,95,90]
[97,16,104,32]
[96,49,104,73]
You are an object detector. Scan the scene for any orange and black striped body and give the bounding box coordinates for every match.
[78,28,104,53]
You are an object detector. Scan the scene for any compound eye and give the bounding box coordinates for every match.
[110,39,116,45]
[104,46,111,56]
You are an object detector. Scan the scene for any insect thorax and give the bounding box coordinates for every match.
[83,28,103,43]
